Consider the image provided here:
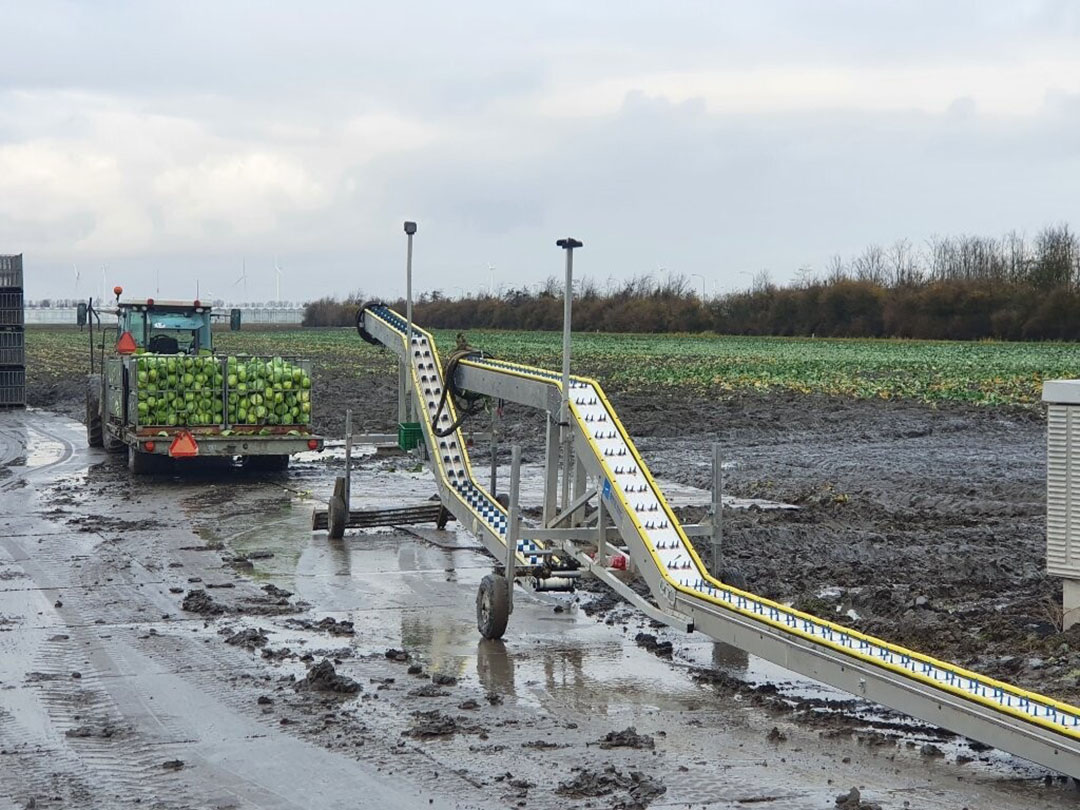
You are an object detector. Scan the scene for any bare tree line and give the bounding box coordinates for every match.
[304,224,1080,340]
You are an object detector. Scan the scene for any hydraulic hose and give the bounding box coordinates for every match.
[431,342,486,438]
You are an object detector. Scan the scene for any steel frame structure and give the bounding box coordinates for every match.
[359,303,1080,781]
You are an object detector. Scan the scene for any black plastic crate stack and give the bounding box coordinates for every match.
[0,254,25,408]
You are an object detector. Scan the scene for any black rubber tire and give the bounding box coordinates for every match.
[243,455,290,471]
[103,429,126,454]
[328,494,346,540]
[476,574,510,640]
[86,375,103,448]
[435,506,452,530]
[717,566,749,591]
[128,445,155,475]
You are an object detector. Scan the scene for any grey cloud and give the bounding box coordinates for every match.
[2,1,1080,302]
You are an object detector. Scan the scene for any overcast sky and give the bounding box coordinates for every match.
[2,1,1079,303]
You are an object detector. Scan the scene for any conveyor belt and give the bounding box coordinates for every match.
[361,304,1080,778]
[362,306,546,568]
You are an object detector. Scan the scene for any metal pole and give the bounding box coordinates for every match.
[505,444,522,614]
[489,400,498,495]
[571,457,586,527]
[556,238,582,513]
[557,238,581,426]
[344,408,353,508]
[542,415,560,526]
[404,221,417,422]
[711,443,723,578]
[596,484,607,564]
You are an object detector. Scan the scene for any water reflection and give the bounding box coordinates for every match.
[476,639,516,696]
[711,641,749,672]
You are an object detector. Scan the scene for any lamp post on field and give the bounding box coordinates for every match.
[557,238,582,424]
[557,238,582,511]
[403,220,417,422]
[404,221,417,346]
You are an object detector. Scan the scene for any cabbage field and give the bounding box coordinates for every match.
[24,325,1080,412]
[218,328,1079,407]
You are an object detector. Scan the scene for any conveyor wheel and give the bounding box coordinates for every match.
[328,476,347,540]
[436,506,451,530]
[718,566,748,591]
[476,573,510,640]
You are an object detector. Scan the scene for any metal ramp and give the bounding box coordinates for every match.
[358,303,1080,780]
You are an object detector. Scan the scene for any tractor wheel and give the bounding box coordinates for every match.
[103,428,126,454]
[86,375,103,448]
[476,574,510,640]
[243,455,290,472]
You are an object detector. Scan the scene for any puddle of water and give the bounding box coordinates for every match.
[23,431,65,467]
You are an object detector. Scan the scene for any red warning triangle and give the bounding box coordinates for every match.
[169,430,199,458]
[116,331,137,354]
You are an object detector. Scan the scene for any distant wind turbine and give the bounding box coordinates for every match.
[274,259,284,305]
[234,258,249,299]
[73,264,80,297]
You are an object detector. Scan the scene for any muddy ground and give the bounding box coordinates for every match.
[6,367,1078,808]
[232,361,1074,709]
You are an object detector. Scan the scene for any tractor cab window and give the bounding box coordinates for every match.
[124,310,148,346]
[147,313,208,355]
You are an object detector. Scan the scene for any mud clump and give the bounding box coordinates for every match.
[556,765,666,808]
[595,727,655,750]
[634,632,673,658]
[65,724,119,739]
[408,683,449,698]
[181,589,225,616]
[262,583,292,599]
[405,710,485,739]
[287,616,355,636]
[296,659,361,695]
[835,786,882,810]
[384,648,410,662]
[581,590,622,618]
[225,628,268,648]
[431,672,457,686]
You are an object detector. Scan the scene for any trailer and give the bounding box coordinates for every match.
[85,288,322,473]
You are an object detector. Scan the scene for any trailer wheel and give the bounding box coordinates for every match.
[243,455,290,471]
[128,445,156,475]
[86,375,103,448]
[476,574,510,640]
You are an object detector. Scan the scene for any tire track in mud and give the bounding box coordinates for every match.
[0,413,79,493]
[1,414,450,809]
